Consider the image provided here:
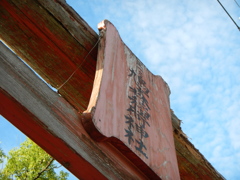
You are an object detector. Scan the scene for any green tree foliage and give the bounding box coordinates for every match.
[0,148,5,164]
[0,138,68,180]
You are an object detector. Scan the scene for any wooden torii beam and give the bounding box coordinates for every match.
[0,0,225,179]
[0,41,146,179]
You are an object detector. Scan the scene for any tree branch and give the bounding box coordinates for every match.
[33,158,54,180]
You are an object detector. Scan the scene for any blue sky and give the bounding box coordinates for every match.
[1,0,240,179]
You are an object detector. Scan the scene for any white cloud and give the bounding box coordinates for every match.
[67,0,240,179]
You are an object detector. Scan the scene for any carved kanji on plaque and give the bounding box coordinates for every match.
[82,20,180,179]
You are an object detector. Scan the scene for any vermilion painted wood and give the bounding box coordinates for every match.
[0,90,107,180]
[0,42,148,180]
[0,0,225,179]
[0,0,98,112]
[83,20,180,180]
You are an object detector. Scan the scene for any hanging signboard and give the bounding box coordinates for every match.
[82,20,180,179]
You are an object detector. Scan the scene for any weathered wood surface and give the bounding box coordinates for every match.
[0,42,148,180]
[83,20,180,179]
[171,112,225,180]
[0,0,98,112]
[0,0,225,179]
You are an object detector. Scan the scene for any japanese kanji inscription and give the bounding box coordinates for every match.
[82,20,180,179]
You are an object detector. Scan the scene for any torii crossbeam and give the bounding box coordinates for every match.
[0,0,225,179]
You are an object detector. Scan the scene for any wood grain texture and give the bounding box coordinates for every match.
[171,112,225,180]
[0,0,98,112]
[0,42,147,180]
[83,20,180,180]
[0,0,225,179]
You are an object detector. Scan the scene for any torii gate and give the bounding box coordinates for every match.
[0,0,225,179]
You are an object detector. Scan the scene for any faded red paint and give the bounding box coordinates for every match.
[1,0,224,178]
[0,89,107,180]
[83,20,180,179]
[0,0,98,112]
[0,38,150,180]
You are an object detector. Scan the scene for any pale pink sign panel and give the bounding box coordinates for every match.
[85,20,180,179]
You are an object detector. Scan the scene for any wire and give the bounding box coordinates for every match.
[234,0,240,8]
[57,37,101,90]
[217,0,240,31]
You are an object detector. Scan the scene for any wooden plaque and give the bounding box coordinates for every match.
[82,20,180,179]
